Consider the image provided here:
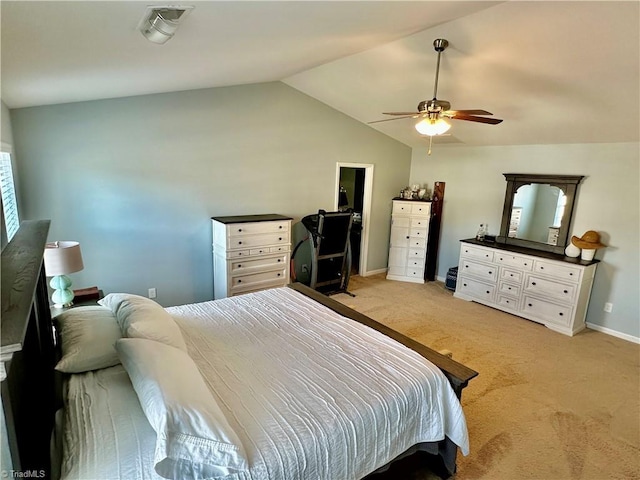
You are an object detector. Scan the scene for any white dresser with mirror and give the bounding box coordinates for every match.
[455,173,600,336]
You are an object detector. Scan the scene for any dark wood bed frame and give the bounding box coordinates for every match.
[1,220,478,479]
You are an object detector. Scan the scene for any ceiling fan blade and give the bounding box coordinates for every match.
[382,111,421,116]
[446,109,493,116]
[368,115,417,124]
[450,113,503,125]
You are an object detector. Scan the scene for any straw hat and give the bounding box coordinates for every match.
[571,230,606,249]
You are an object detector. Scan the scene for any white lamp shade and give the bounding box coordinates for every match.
[415,118,451,136]
[44,241,84,276]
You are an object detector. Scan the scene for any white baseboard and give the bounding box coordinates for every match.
[360,268,387,277]
[586,322,640,344]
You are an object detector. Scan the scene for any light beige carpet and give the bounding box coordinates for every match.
[333,274,640,480]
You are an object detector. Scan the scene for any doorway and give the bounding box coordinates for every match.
[335,163,374,276]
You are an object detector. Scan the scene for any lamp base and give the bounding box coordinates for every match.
[50,275,75,308]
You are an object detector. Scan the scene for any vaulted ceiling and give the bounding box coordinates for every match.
[2,1,638,149]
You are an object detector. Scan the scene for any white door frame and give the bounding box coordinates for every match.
[334,162,374,276]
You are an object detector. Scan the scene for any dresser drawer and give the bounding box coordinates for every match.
[410,203,430,216]
[226,221,289,236]
[495,253,533,270]
[227,249,251,259]
[407,257,424,269]
[457,277,496,302]
[460,245,494,262]
[409,227,428,238]
[460,259,498,283]
[496,295,519,311]
[533,260,581,282]
[231,254,287,274]
[231,268,287,289]
[228,232,289,249]
[498,281,521,297]
[392,201,412,215]
[406,267,425,279]
[408,247,426,259]
[524,275,576,303]
[522,296,572,326]
[411,218,429,228]
[500,268,524,284]
[408,237,426,249]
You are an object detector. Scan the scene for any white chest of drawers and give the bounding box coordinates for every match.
[453,240,598,336]
[212,214,292,299]
[386,199,432,284]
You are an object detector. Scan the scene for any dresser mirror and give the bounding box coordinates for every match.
[497,174,584,254]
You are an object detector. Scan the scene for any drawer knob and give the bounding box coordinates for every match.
[277,259,281,263]
[570,273,574,276]
[279,237,282,241]
[465,265,469,268]
[238,228,242,232]
[463,283,468,287]
[486,291,490,294]
[486,254,489,257]
[488,271,492,274]
[564,290,568,294]
[238,279,242,283]
[406,236,410,239]
[559,312,564,316]
[277,273,281,277]
[279,226,283,229]
[238,264,242,268]
[528,303,533,307]
[531,282,537,286]
[510,274,514,277]
[238,241,243,245]
[539,266,543,269]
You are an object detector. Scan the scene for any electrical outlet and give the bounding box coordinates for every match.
[148,287,157,299]
[302,264,309,273]
[604,302,613,313]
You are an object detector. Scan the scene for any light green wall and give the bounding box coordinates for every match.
[10,82,411,306]
[410,143,640,339]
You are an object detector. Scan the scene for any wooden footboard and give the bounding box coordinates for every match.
[288,283,478,398]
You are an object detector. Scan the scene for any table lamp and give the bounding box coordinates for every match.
[44,241,84,307]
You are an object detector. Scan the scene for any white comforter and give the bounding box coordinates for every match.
[167,287,469,480]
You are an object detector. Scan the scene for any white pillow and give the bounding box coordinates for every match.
[54,306,121,373]
[115,338,248,479]
[99,293,188,351]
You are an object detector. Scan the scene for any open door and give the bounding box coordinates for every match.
[335,163,373,276]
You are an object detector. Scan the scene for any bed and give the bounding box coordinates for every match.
[1,220,478,480]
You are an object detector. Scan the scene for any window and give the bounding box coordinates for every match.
[0,146,20,242]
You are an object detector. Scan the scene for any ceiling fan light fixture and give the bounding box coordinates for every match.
[139,6,194,44]
[415,118,451,136]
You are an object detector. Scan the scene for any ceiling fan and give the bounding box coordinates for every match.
[369,39,503,154]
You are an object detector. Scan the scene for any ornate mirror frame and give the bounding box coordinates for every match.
[497,173,584,254]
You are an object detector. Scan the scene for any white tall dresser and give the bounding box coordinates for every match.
[386,199,432,284]
[212,214,292,299]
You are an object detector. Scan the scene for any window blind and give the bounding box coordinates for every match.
[0,151,20,242]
